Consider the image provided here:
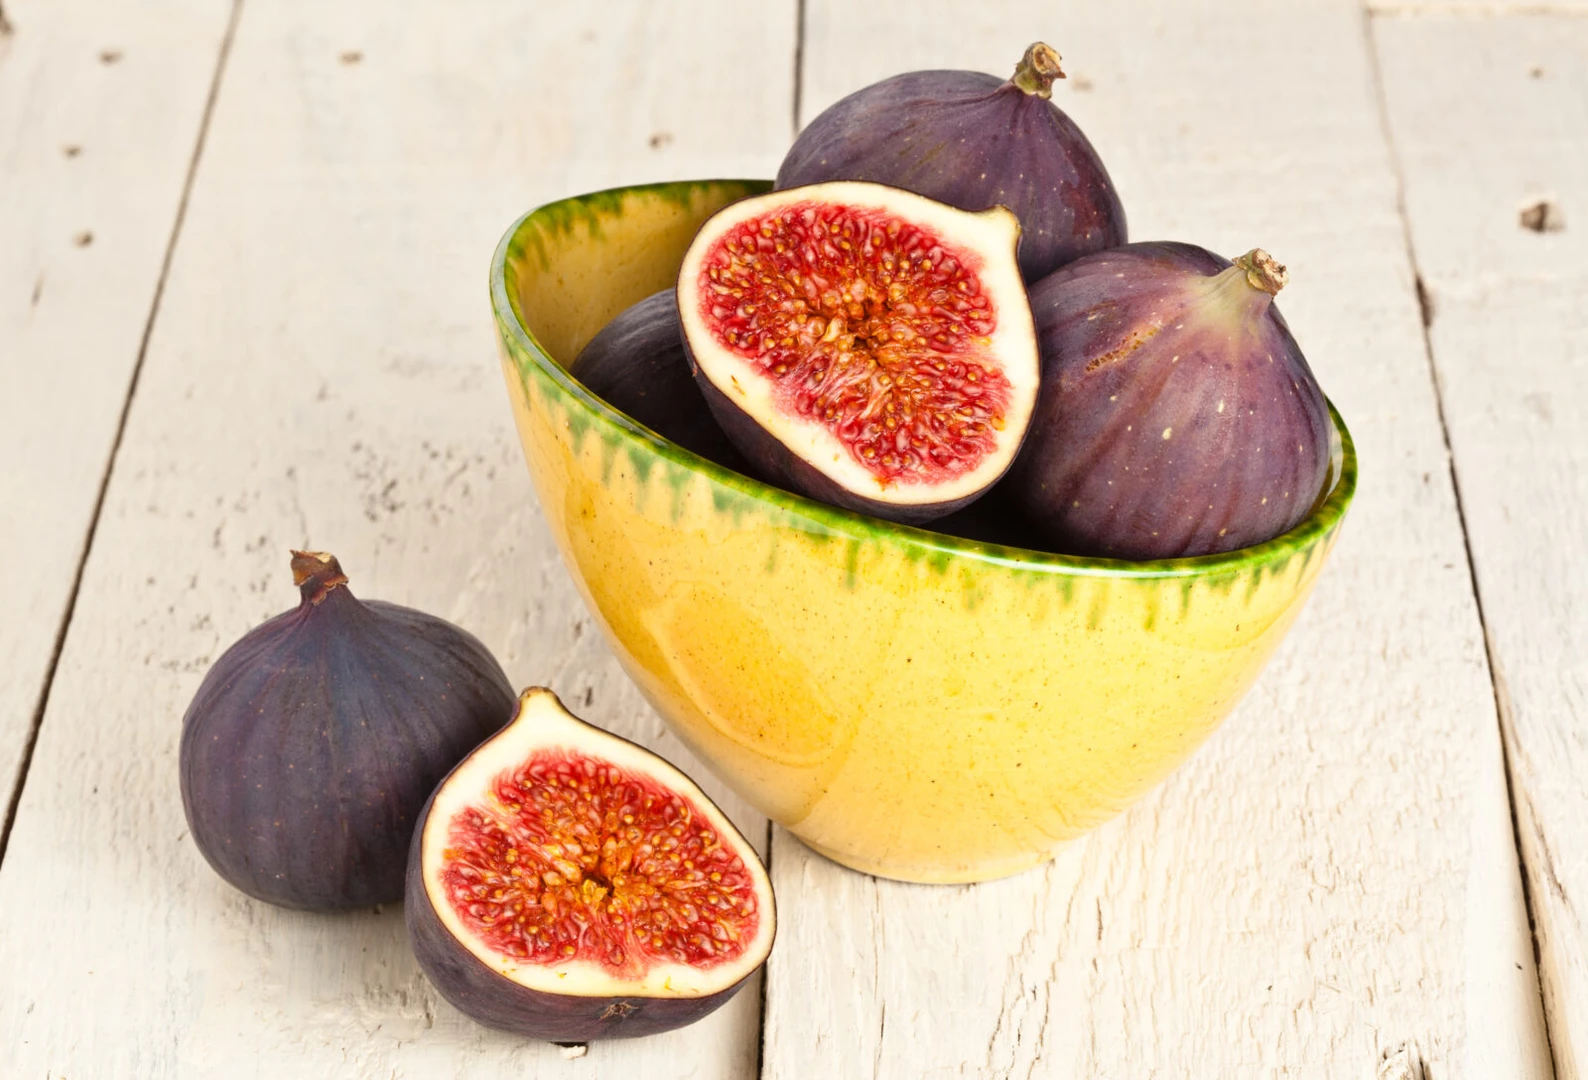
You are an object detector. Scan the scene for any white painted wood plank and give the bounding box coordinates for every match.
[1368,2,1588,14]
[764,2,1552,1076]
[0,0,232,834]
[1376,14,1588,1077]
[0,1,794,1076]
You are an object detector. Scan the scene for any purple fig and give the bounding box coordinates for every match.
[927,487,1043,548]
[179,551,516,911]
[777,42,1126,283]
[1005,243,1332,559]
[571,291,747,471]
[675,181,1040,525]
[406,688,775,1042]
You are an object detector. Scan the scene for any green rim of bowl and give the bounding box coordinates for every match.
[491,179,1357,584]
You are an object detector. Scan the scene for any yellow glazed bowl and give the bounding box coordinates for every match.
[492,180,1357,884]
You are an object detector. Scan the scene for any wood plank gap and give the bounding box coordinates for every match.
[756,821,775,1078]
[765,4,798,1055]
[791,0,807,137]
[1363,11,1562,1078]
[0,0,245,873]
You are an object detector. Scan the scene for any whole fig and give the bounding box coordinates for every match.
[179,551,516,911]
[777,43,1126,282]
[1005,244,1332,559]
[571,290,747,471]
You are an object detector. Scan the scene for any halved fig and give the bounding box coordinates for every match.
[676,181,1040,524]
[406,688,775,1042]
[570,290,747,471]
[1005,243,1332,559]
[777,43,1127,283]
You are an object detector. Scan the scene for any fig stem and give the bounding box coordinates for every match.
[1011,42,1065,98]
[1232,249,1288,295]
[290,550,350,606]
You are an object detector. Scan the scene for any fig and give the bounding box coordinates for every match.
[777,42,1126,283]
[927,487,1042,549]
[406,687,774,1042]
[1005,244,1332,559]
[570,290,747,471]
[676,180,1040,524]
[179,551,516,911]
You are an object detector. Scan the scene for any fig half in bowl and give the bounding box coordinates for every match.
[492,180,1357,884]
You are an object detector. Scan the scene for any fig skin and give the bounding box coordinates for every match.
[570,290,748,472]
[179,552,515,911]
[1005,243,1332,559]
[406,688,775,1042]
[927,487,1044,548]
[777,43,1126,282]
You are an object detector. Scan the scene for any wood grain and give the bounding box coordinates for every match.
[762,2,1554,1076]
[1375,13,1588,1077]
[0,0,232,844]
[0,0,794,1076]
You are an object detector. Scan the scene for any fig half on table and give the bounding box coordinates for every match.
[406,688,775,1042]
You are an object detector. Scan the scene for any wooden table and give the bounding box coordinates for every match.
[2,1,1583,1075]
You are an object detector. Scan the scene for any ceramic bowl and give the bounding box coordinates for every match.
[491,179,1357,884]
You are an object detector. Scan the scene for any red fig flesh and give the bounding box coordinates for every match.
[778,43,1126,282]
[676,181,1039,524]
[1006,243,1332,558]
[406,688,774,1042]
[179,551,516,911]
